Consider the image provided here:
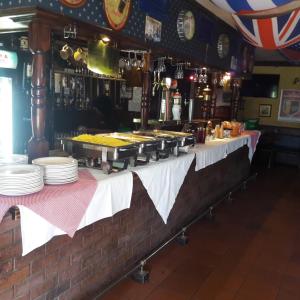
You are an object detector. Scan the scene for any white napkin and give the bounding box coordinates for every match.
[79,169,133,227]
[133,153,195,223]
[245,131,261,162]
[19,169,133,256]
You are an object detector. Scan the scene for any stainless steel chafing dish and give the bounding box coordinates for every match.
[60,135,139,173]
[108,133,160,162]
[153,130,195,147]
[132,130,195,157]
[133,130,180,157]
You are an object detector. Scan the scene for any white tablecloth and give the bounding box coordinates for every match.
[132,153,195,223]
[19,169,133,255]
[16,133,260,255]
[192,135,257,172]
[191,141,228,172]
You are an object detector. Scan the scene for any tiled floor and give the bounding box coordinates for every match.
[100,166,300,300]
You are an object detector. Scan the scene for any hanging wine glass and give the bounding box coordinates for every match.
[174,64,180,79]
[125,52,131,71]
[131,52,138,68]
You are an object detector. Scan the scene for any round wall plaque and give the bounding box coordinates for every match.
[59,0,86,8]
[217,34,230,58]
[177,10,195,41]
[103,0,132,31]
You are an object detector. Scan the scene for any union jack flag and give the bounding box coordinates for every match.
[232,9,300,49]
[210,0,294,13]
[280,41,300,61]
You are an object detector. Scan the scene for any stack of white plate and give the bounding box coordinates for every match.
[0,154,28,166]
[32,157,78,185]
[0,164,44,196]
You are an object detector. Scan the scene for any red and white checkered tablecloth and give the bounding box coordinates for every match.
[0,169,97,237]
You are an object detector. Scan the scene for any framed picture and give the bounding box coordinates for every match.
[145,16,162,42]
[259,104,272,117]
[278,89,300,122]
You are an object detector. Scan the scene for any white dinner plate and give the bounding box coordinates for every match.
[0,184,44,196]
[0,165,42,177]
[43,168,78,174]
[45,177,78,185]
[0,154,28,166]
[0,181,44,191]
[32,157,77,166]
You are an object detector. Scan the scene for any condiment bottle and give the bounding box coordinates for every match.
[214,125,220,139]
[219,124,224,139]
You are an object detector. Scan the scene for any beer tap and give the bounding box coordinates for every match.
[152,69,161,96]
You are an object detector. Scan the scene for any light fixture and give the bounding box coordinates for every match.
[100,35,111,44]
[223,72,231,82]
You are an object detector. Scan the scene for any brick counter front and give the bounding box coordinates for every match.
[0,146,250,300]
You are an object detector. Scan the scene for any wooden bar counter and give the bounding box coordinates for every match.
[0,146,250,300]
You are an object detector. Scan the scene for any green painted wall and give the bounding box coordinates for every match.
[239,66,300,129]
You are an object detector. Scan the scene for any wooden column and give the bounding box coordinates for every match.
[141,52,151,129]
[27,21,51,161]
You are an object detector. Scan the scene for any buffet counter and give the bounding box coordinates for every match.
[0,133,259,300]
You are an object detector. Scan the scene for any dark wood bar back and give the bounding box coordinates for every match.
[27,20,51,161]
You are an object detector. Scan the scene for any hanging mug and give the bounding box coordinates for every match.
[60,44,73,60]
[74,48,83,61]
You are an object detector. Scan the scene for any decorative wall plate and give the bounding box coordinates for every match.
[103,0,132,31]
[59,0,86,8]
[177,10,195,41]
[217,34,230,58]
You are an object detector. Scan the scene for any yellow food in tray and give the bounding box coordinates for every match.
[72,134,132,147]
[111,133,156,143]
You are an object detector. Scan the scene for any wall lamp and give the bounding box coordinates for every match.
[100,35,111,44]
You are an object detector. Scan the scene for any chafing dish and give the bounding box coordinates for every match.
[133,130,195,157]
[108,133,160,162]
[61,135,139,173]
[133,130,180,158]
[153,130,195,147]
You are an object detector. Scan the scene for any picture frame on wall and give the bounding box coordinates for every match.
[145,16,162,42]
[259,104,272,117]
[278,89,300,122]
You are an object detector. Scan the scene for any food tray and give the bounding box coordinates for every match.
[61,138,138,161]
[133,130,178,151]
[108,133,159,156]
[153,130,195,147]
[60,137,139,173]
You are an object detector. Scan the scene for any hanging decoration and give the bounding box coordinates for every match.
[217,33,230,58]
[177,10,196,41]
[280,42,300,62]
[59,0,86,8]
[103,0,132,31]
[210,0,295,14]
[233,9,300,50]
[210,0,300,51]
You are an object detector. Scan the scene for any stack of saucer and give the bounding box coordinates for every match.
[0,164,44,196]
[32,157,78,185]
[0,154,28,166]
